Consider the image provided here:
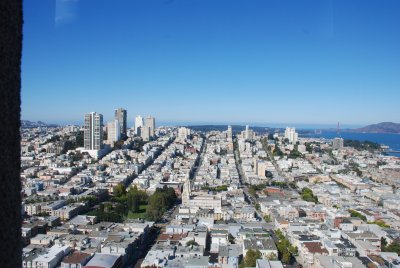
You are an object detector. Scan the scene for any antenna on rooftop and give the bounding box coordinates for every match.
[337,122,341,137]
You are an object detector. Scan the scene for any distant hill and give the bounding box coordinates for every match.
[186,125,314,134]
[21,120,58,128]
[353,122,400,134]
[187,125,276,134]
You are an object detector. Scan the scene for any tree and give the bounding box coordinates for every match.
[381,237,387,250]
[75,131,84,147]
[113,183,126,197]
[114,140,125,149]
[244,249,261,267]
[267,252,277,260]
[127,191,140,213]
[348,209,367,222]
[264,215,272,222]
[282,251,291,264]
[146,186,177,221]
[126,185,148,213]
[275,229,295,264]
[228,233,235,244]
[186,240,199,247]
[300,188,318,204]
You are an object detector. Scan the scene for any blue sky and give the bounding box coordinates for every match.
[22,0,400,127]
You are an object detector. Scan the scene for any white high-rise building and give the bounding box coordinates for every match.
[178,127,191,140]
[134,115,144,135]
[84,112,103,150]
[107,119,120,144]
[241,125,254,140]
[284,127,298,144]
[227,125,233,141]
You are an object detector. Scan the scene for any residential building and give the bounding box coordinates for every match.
[284,127,298,144]
[84,112,103,150]
[145,116,156,137]
[115,108,127,138]
[107,120,120,144]
[135,115,144,135]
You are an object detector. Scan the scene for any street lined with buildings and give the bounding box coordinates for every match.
[20,112,400,268]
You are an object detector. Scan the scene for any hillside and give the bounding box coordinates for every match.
[21,120,58,128]
[353,122,400,134]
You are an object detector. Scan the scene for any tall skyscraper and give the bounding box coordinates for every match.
[145,116,156,137]
[141,125,151,141]
[114,108,127,138]
[107,119,120,144]
[227,125,232,139]
[84,112,104,150]
[134,115,144,135]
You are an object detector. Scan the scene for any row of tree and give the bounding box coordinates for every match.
[202,185,228,192]
[275,229,298,264]
[348,209,367,221]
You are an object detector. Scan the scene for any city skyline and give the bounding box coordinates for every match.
[22,0,400,125]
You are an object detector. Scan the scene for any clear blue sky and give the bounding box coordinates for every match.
[22,0,400,127]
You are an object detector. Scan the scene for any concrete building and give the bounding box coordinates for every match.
[134,115,144,135]
[178,127,191,140]
[141,125,151,141]
[83,253,122,268]
[107,120,120,144]
[61,252,92,268]
[284,127,298,144]
[332,138,344,150]
[145,116,156,137]
[256,260,284,268]
[115,108,127,138]
[84,112,103,150]
[243,237,278,260]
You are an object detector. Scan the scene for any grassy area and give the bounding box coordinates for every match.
[126,205,148,219]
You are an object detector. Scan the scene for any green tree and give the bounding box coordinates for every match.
[267,252,277,260]
[127,191,140,213]
[145,186,176,221]
[75,131,84,147]
[113,183,126,197]
[264,215,272,222]
[300,188,318,203]
[282,251,291,264]
[348,209,367,221]
[381,237,388,250]
[126,186,148,213]
[228,233,235,244]
[244,249,262,267]
[186,240,199,247]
